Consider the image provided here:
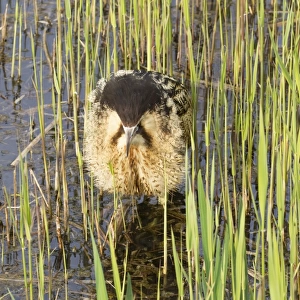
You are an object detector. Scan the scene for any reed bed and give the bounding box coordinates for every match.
[0,0,299,299]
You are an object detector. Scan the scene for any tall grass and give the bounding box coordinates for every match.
[0,0,299,299]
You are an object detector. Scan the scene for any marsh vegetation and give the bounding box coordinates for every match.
[0,0,299,299]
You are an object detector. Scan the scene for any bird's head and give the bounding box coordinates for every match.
[100,71,163,157]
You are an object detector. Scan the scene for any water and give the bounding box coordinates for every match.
[0,1,192,298]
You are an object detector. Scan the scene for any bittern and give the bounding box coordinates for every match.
[84,70,192,200]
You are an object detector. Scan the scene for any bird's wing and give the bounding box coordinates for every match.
[149,71,191,117]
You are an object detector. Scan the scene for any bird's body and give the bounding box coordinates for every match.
[84,70,192,199]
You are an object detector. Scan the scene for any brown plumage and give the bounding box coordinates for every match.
[83,70,192,200]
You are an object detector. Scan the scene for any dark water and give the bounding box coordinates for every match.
[0,2,89,299]
[0,1,195,298]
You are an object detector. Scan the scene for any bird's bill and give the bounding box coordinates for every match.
[123,125,138,156]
